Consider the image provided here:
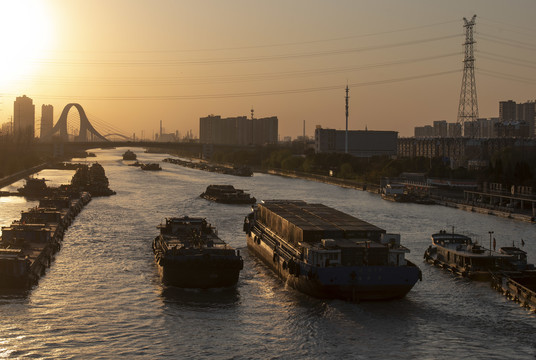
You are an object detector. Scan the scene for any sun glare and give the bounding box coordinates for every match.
[0,1,53,89]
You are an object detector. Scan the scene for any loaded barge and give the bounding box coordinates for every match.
[0,192,91,289]
[200,185,256,204]
[0,162,115,290]
[243,200,421,301]
[152,217,243,288]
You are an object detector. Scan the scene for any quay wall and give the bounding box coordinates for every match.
[262,168,535,223]
[0,163,48,189]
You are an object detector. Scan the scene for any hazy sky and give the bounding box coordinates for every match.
[1,0,535,139]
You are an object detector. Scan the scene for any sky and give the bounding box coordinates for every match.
[0,0,535,139]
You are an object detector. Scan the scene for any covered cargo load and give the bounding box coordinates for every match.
[256,200,385,246]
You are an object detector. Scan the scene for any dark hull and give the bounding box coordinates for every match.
[156,256,242,289]
[200,194,256,204]
[247,233,419,301]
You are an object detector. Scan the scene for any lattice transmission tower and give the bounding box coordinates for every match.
[456,15,479,138]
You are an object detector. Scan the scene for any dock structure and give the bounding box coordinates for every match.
[463,190,536,218]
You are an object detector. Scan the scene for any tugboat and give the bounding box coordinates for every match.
[424,230,528,281]
[243,200,421,301]
[122,150,137,160]
[152,217,243,288]
[200,185,256,204]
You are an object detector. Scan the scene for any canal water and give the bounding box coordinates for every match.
[1,147,535,359]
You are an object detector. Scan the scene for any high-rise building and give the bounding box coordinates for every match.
[199,114,278,145]
[433,120,448,137]
[499,100,517,122]
[517,101,535,137]
[40,104,54,139]
[13,95,35,139]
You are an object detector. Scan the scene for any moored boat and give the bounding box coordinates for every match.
[0,191,92,289]
[381,183,408,202]
[243,200,421,301]
[152,217,243,288]
[200,185,256,204]
[424,230,529,280]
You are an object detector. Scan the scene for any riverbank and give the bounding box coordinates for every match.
[264,168,536,223]
[0,163,48,189]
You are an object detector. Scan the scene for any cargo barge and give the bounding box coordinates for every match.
[0,192,92,289]
[163,158,253,177]
[152,217,243,288]
[0,162,114,290]
[243,200,421,301]
[200,185,256,204]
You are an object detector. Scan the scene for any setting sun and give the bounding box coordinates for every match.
[0,0,53,89]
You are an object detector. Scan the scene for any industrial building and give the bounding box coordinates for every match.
[314,126,398,157]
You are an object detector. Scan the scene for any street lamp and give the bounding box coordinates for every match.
[489,231,494,255]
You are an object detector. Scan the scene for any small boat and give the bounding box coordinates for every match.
[152,217,243,288]
[141,163,162,171]
[381,183,408,202]
[200,185,256,204]
[122,150,137,160]
[424,230,527,281]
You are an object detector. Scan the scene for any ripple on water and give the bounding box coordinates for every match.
[0,148,535,359]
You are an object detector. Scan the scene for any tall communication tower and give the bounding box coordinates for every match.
[456,15,479,138]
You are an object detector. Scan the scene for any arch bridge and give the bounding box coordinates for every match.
[41,103,109,142]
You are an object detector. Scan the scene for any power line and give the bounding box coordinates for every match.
[33,34,461,67]
[43,19,461,55]
[21,69,460,101]
[478,16,536,39]
[477,34,536,52]
[478,68,536,85]
[21,52,461,87]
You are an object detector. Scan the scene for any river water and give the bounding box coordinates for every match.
[1,147,535,359]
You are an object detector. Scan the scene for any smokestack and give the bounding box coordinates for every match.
[160,120,162,138]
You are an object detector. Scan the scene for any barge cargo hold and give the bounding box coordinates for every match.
[152,217,243,288]
[243,200,421,301]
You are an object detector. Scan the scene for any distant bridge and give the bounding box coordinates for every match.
[41,103,131,142]
[103,133,132,141]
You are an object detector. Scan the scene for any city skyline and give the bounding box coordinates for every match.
[1,0,535,138]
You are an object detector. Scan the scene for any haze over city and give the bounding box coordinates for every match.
[1,0,535,139]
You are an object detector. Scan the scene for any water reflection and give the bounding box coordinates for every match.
[160,286,240,309]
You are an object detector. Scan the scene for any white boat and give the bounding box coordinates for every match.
[424,230,526,281]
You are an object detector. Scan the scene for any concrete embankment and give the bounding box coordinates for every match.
[0,163,48,189]
[263,168,535,223]
[265,169,380,193]
[434,198,535,223]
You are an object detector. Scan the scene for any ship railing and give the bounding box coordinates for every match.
[254,223,301,259]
